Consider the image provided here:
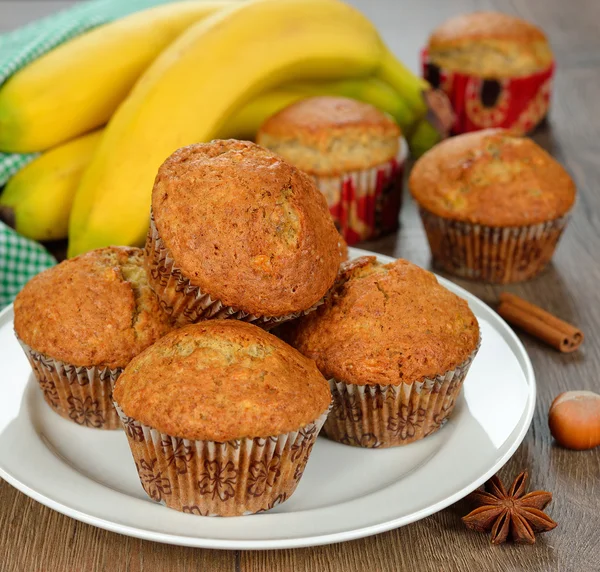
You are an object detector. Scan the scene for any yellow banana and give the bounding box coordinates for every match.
[69,0,409,257]
[0,130,103,241]
[220,77,416,140]
[276,77,416,131]
[219,90,303,141]
[0,1,234,153]
[378,49,430,116]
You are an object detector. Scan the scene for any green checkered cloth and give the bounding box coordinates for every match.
[0,221,56,308]
[0,0,180,308]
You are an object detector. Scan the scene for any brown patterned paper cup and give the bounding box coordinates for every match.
[17,337,121,430]
[312,138,408,246]
[323,343,480,448]
[114,404,330,516]
[419,208,570,284]
[144,213,326,329]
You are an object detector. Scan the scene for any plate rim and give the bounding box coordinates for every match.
[0,247,536,550]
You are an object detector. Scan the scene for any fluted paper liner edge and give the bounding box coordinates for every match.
[17,336,121,430]
[114,403,330,516]
[144,214,327,328]
[323,341,480,448]
[419,209,570,284]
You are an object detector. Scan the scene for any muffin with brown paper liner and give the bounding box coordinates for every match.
[113,320,331,516]
[13,246,172,429]
[409,129,576,283]
[145,139,343,329]
[286,257,480,448]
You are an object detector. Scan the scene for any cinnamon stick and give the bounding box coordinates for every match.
[497,293,584,353]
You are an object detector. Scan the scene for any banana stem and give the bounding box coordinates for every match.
[407,117,443,158]
[377,48,429,117]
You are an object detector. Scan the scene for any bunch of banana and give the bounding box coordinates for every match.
[0,0,440,255]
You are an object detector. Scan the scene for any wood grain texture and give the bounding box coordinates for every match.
[1,0,600,571]
[0,484,235,572]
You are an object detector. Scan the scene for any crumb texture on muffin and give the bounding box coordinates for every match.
[113,320,331,441]
[257,96,400,175]
[14,247,171,368]
[151,140,341,317]
[287,257,480,386]
[428,12,553,77]
[409,129,575,226]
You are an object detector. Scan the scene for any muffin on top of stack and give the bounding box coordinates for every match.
[145,139,344,328]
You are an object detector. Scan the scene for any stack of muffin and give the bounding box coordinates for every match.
[14,137,480,517]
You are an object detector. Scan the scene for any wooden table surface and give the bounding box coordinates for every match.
[1,0,599,570]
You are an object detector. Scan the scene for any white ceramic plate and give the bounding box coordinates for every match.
[0,248,535,550]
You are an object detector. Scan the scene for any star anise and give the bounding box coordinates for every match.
[462,471,557,545]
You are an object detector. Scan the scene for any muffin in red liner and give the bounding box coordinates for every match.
[285,256,480,448]
[257,96,406,245]
[410,129,576,283]
[422,12,555,135]
[312,139,408,245]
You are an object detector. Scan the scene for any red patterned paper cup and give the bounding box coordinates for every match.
[114,403,330,516]
[421,49,554,135]
[322,342,479,448]
[17,337,121,429]
[312,138,408,246]
[419,208,570,284]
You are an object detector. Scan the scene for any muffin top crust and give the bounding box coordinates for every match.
[428,12,553,77]
[409,129,575,226]
[113,320,331,441]
[14,246,171,369]
[287,257,480,386]
[151,139,341,317]
[257,96,401,176]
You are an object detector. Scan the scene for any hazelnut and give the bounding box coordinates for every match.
[548,391,600,450]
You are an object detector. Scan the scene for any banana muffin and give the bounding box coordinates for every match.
[423,12,554,133]
[257,96,407,245]
[14,246,171,429]
[286,256,480,448]
[113,320,331,516]
[410,129,576,283]
[145,139,342,327]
